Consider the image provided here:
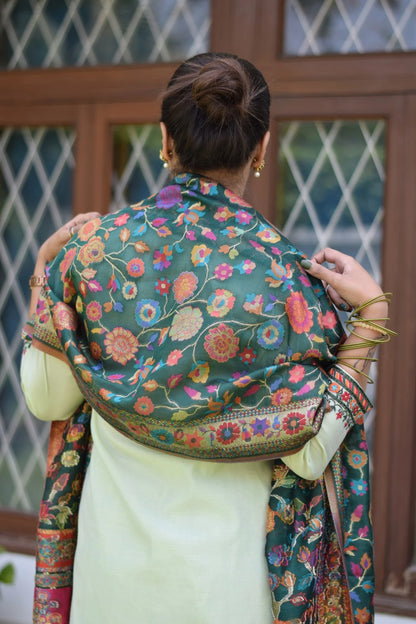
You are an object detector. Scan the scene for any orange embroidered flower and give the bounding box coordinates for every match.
[104,327,139,365]
[78,236,105,267]
[89,341,102,360]
[271,387,293,406]
[285,291,313,334]
[204,323,239,363]
[59,247,76,277]
[134,396,154,415]
[173,271,198,303]
[78,218,100,241]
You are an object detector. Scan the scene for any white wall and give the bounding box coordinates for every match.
[0,553,415,624]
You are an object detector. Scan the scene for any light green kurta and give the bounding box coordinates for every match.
[21,346,350,624]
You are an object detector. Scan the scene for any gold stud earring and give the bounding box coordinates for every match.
[253,159,265,178]
[159,149,169,169]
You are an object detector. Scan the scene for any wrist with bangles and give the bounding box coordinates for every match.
[336,293,397,383]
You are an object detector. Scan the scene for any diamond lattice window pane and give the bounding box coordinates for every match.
[276,119,386,457]
[0,0,211,69]
[284,0,416,55]
[111,125,170,211]
[0,126,75,511]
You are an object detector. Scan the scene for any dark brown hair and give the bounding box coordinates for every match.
[161,53,270,172]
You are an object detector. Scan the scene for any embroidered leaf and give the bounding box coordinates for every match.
[134,241,150,253]
[87,280,103,292]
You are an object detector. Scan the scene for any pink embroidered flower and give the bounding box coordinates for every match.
[214,263,233,281]
[86,301,102,322]
[173,272,198,303]
[289,365,305,384]
[104,327,139,365]
[320,310,338,329]
[204,323,239,362]
[114,213,130,226]
[235,209,253,225]
[53,302,77,331]
[169,307,203,342]
[285,291,314,334]
[166,349,183,366]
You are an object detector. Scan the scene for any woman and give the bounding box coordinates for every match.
[21,53,392,624]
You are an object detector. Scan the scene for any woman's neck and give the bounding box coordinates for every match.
[172,163,251,198]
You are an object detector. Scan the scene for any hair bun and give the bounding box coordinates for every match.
[191,58,248,125]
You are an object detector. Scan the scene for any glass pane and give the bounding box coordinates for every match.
[283,0,416,56]
[276,119,386,458]
[0,126,75,511]
[0,0,211,69]
[111,124,170,211]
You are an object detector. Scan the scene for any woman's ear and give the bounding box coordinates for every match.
[258,131,270,162]
[160,122,174,160]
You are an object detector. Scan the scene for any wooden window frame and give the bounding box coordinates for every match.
[1,0,416,616]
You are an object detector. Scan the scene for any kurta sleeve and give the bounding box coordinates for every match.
[21,345,84,421]
[282,366,372,480]
[281,407,349,480]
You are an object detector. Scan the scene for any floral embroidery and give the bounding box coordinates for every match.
[78,236,105,267]
[135,299,161,328]
[169,306,203,341]
[257,319,284,350]
[126,258,145,277]
[204,323,239,362]
[206,289,235,317]
[173,271,198,303]
[285,291,314,334]
[104,327,139,365]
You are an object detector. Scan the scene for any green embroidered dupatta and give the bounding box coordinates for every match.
[27,174,374,623]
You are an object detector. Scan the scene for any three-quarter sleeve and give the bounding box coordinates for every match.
[21,344,84,421]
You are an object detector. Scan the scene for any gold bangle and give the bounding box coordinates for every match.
[350,320,388,336]
[29,274,47,288]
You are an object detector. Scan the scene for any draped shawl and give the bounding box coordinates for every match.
[26,173,374,624]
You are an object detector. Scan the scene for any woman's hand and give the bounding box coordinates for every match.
[301,247,384,315]
[29,212,101,317]
[38,212,101,264]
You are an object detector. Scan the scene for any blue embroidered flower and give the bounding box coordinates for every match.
[135,299,161,328]
[257,319,284,350]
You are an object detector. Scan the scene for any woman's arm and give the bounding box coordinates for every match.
[284,248,394,479]
[21,347,84,421]
[302,247,391,392]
